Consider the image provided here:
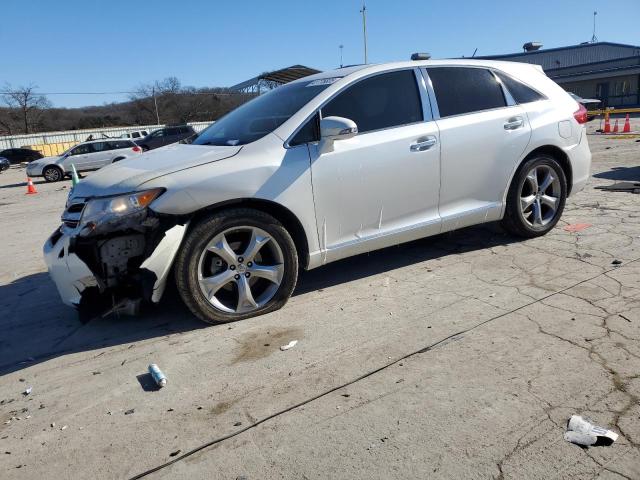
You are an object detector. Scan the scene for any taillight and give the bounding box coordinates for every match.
[573,104,588,124]
[132,146,141,153]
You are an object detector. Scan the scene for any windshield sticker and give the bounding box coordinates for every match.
[306,78,341,87]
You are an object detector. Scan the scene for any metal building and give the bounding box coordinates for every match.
[479,42,640,108]
[230,65,320,94]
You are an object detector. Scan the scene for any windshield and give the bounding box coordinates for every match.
[193,79,337,146]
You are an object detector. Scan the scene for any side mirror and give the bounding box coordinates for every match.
[319,116,357,154]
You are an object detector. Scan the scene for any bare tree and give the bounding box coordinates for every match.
[2,84,51,134]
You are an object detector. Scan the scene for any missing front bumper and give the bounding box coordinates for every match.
[43,223,187,315]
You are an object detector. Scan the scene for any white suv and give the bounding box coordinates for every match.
[27,139,142,182]
[44,58,591,323]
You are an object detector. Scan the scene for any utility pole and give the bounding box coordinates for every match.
[360,1,368,64]
[591,11,598,43]
[152,86,160,125]
[339,44,344,67]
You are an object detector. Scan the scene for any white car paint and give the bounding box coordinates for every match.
[44,58,591,311]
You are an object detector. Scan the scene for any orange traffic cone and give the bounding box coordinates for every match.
[603,112,611,133]
[623,114,631,133]
[613,119,619,133]
[25,177,37,195]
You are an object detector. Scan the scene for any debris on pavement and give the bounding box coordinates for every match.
[563,223,592,233]
[60,425,68,431]
[612,259,622,266]
[280,340,298,351]
[22,387,32,396]
[169,450,181,457]
[124,409,135,415]
[148,364,167,387]
[564,415,618,447]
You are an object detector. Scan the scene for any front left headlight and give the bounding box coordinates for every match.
[80,188,164,234]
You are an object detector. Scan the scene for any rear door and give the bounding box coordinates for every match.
[87,141,114,169]
[425,66,532,231]
[309,68,441,263]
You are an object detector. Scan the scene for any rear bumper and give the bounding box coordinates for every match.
[43,222,187,313]
[565,128,592,195]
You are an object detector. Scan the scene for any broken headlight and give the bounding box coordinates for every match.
[79,188,164,235]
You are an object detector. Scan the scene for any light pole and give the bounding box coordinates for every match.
[360,1,368,64]
[339,44,344,67]
[591,11,598,43]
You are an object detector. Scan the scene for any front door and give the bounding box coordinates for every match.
[309,69,441,264]
[62,143,94,172]
[426,67,532,231]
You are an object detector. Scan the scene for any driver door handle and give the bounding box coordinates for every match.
[410,136,437,152]
[504,116,524,130]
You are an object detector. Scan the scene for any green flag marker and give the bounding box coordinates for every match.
[71,164,80,186]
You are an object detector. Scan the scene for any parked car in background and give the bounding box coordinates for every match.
[45,58,591,325]
[136,125,196,151]
[0,148,43,164]
[120,130,149,140]
[0,157,9,173]
[27,139,142,182]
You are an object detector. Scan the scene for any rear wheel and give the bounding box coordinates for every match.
[174,208,298,324]
[43,166,63,182]
[501,155,567,238]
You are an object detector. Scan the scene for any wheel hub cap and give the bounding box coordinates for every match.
[519,164,561,229]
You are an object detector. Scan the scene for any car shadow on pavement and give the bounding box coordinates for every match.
[0,272,204,376]
[295,224,517,295]
[0,224,518,376]
[0,178,52,189]
[593,166,640,181]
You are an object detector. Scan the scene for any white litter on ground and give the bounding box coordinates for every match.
[280,340,298,351]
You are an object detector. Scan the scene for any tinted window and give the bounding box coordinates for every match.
[70,144,93,155]
[321,70,423,133]
[92,142,111,152]
[493,71,545,104]
[131,132,141,138]
[150,130,164,138]
[110,140,133,149]
[290,114,320,146]
[427,67,506,117]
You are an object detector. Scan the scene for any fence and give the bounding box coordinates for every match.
[0,121,213,150]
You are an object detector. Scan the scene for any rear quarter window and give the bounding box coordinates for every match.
[493,71,546,104]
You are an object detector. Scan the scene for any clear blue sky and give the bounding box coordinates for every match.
[1,0,638,107]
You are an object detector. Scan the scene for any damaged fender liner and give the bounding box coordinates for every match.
[67,210,188,318]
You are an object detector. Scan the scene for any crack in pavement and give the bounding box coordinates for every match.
[128,257,640,479]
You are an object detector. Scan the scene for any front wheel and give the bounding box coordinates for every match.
[501,155,567,238]
[174,208,299,324]
[43,166,63,182]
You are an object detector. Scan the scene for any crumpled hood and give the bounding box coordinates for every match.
[70,143,242,197]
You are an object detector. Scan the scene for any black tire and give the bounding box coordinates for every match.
[141,145,150,152]
[501,154,567,238]
[112,157,125,163]
[43,165,63,182]
[174,208,299,324]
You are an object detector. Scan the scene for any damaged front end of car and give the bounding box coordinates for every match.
[43,188,188,320]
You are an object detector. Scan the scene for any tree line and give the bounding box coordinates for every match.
[0,77,256,136]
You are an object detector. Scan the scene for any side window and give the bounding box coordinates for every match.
[493,71,545,104]
[70,144,93,155]
[92,142,110,152]
[151,130,164,138]
[290,113,320,146]
[131,132,140,138]
[427,67,506,117]
[321,70,423,134]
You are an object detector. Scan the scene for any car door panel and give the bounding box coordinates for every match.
[309,121,441,263]
[436,106,531,231]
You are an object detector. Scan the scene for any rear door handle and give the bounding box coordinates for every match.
[504,116,524,130]
[410,136,437,152]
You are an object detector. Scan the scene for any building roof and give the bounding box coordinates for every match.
[230,65,321,91]
[478,42,640,71]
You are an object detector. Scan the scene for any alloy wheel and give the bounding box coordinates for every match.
[519,165,561,228]
[44,168,61,182]
[197,226,284,313]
